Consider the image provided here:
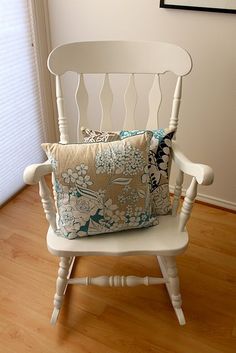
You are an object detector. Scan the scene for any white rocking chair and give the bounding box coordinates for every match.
[24,41,214,326]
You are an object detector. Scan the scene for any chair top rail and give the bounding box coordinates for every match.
[48,41,192,76]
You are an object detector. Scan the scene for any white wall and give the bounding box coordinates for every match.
[47,0,236,209]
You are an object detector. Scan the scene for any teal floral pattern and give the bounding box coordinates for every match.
[42,133,156,239]
[81,126,176,216]
[120,128,166,143]
[96,143,145,176]
[120,129,175,215]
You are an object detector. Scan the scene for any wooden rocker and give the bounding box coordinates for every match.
[24,41,214,326]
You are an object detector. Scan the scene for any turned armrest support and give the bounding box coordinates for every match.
[171,142,214,231]
[23,161,56,231]
[171,141,214,186]
[24,161,56,230]
[23,161,53,185]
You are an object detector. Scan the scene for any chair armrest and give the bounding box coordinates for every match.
[171,141,214,185]
[23,161,53,185]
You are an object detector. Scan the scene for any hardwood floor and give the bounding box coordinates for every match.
[0,184,235,353]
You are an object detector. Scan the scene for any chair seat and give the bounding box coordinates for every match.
[47,215,189,257]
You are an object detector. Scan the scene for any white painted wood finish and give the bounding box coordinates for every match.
[172,141,214,185]
[169,76,182,132]
[64,256,76,294]
[179,177,198,232]
[100,74,113,131]
[55,75,69,143]
[23,41,214,326]
[51,257,71,325]
[157,256,185,325]
[51,256,75,325]
[47,215,189,257]
[39,177,57,232]
[68,276,167,286]
[48,41,192,141]
[172,169,184,216]
[23,161,53,185]
[146,74,162,130]
[76,74,89,141]
[47,41,192,76]
[123,74,137,130]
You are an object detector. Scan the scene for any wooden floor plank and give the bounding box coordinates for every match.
[0,183,235,353]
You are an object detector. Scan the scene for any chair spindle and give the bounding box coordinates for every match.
[100,73,113,131]
[179,177,198,231]
[39,177,56,231]
[146,74,162,130]
[169,76,182,132]
[123,74,137,130]
[56,75,69,143]
[172,169,184,216]
[68,275,166,287]
[76,74,89,141]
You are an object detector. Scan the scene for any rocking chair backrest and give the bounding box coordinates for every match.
[47,41,192,143]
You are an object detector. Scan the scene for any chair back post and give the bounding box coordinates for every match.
[55,75,69,144]
[169,76,182,133]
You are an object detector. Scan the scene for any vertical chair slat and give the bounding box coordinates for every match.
[146,74,162,131]
[56,75,69,143]
[179,177,198,232]
[172,169,184,216]
[39,177,56,231]
[123,74,137,130]
[76,74,89,142]
[100,74,113,131]
[169,76,182,132]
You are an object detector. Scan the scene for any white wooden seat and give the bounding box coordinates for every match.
[47,215,188,257]
[23,41,213,327]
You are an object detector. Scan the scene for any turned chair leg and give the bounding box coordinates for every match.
[157,255,186,325]
[51,256,74,326]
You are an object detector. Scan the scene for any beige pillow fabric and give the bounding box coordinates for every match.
[81,127,176,216]
[81,127,120,143]
[42,132,156,239]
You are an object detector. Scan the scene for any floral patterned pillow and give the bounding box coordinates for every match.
[81,127,176,216]
[81,127,120,143]
[42,132,157,239]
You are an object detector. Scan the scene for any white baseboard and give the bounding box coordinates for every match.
[169,185,236,211]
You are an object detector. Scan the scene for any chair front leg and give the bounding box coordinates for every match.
[157,256,185,325]
[51,257,71,326]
